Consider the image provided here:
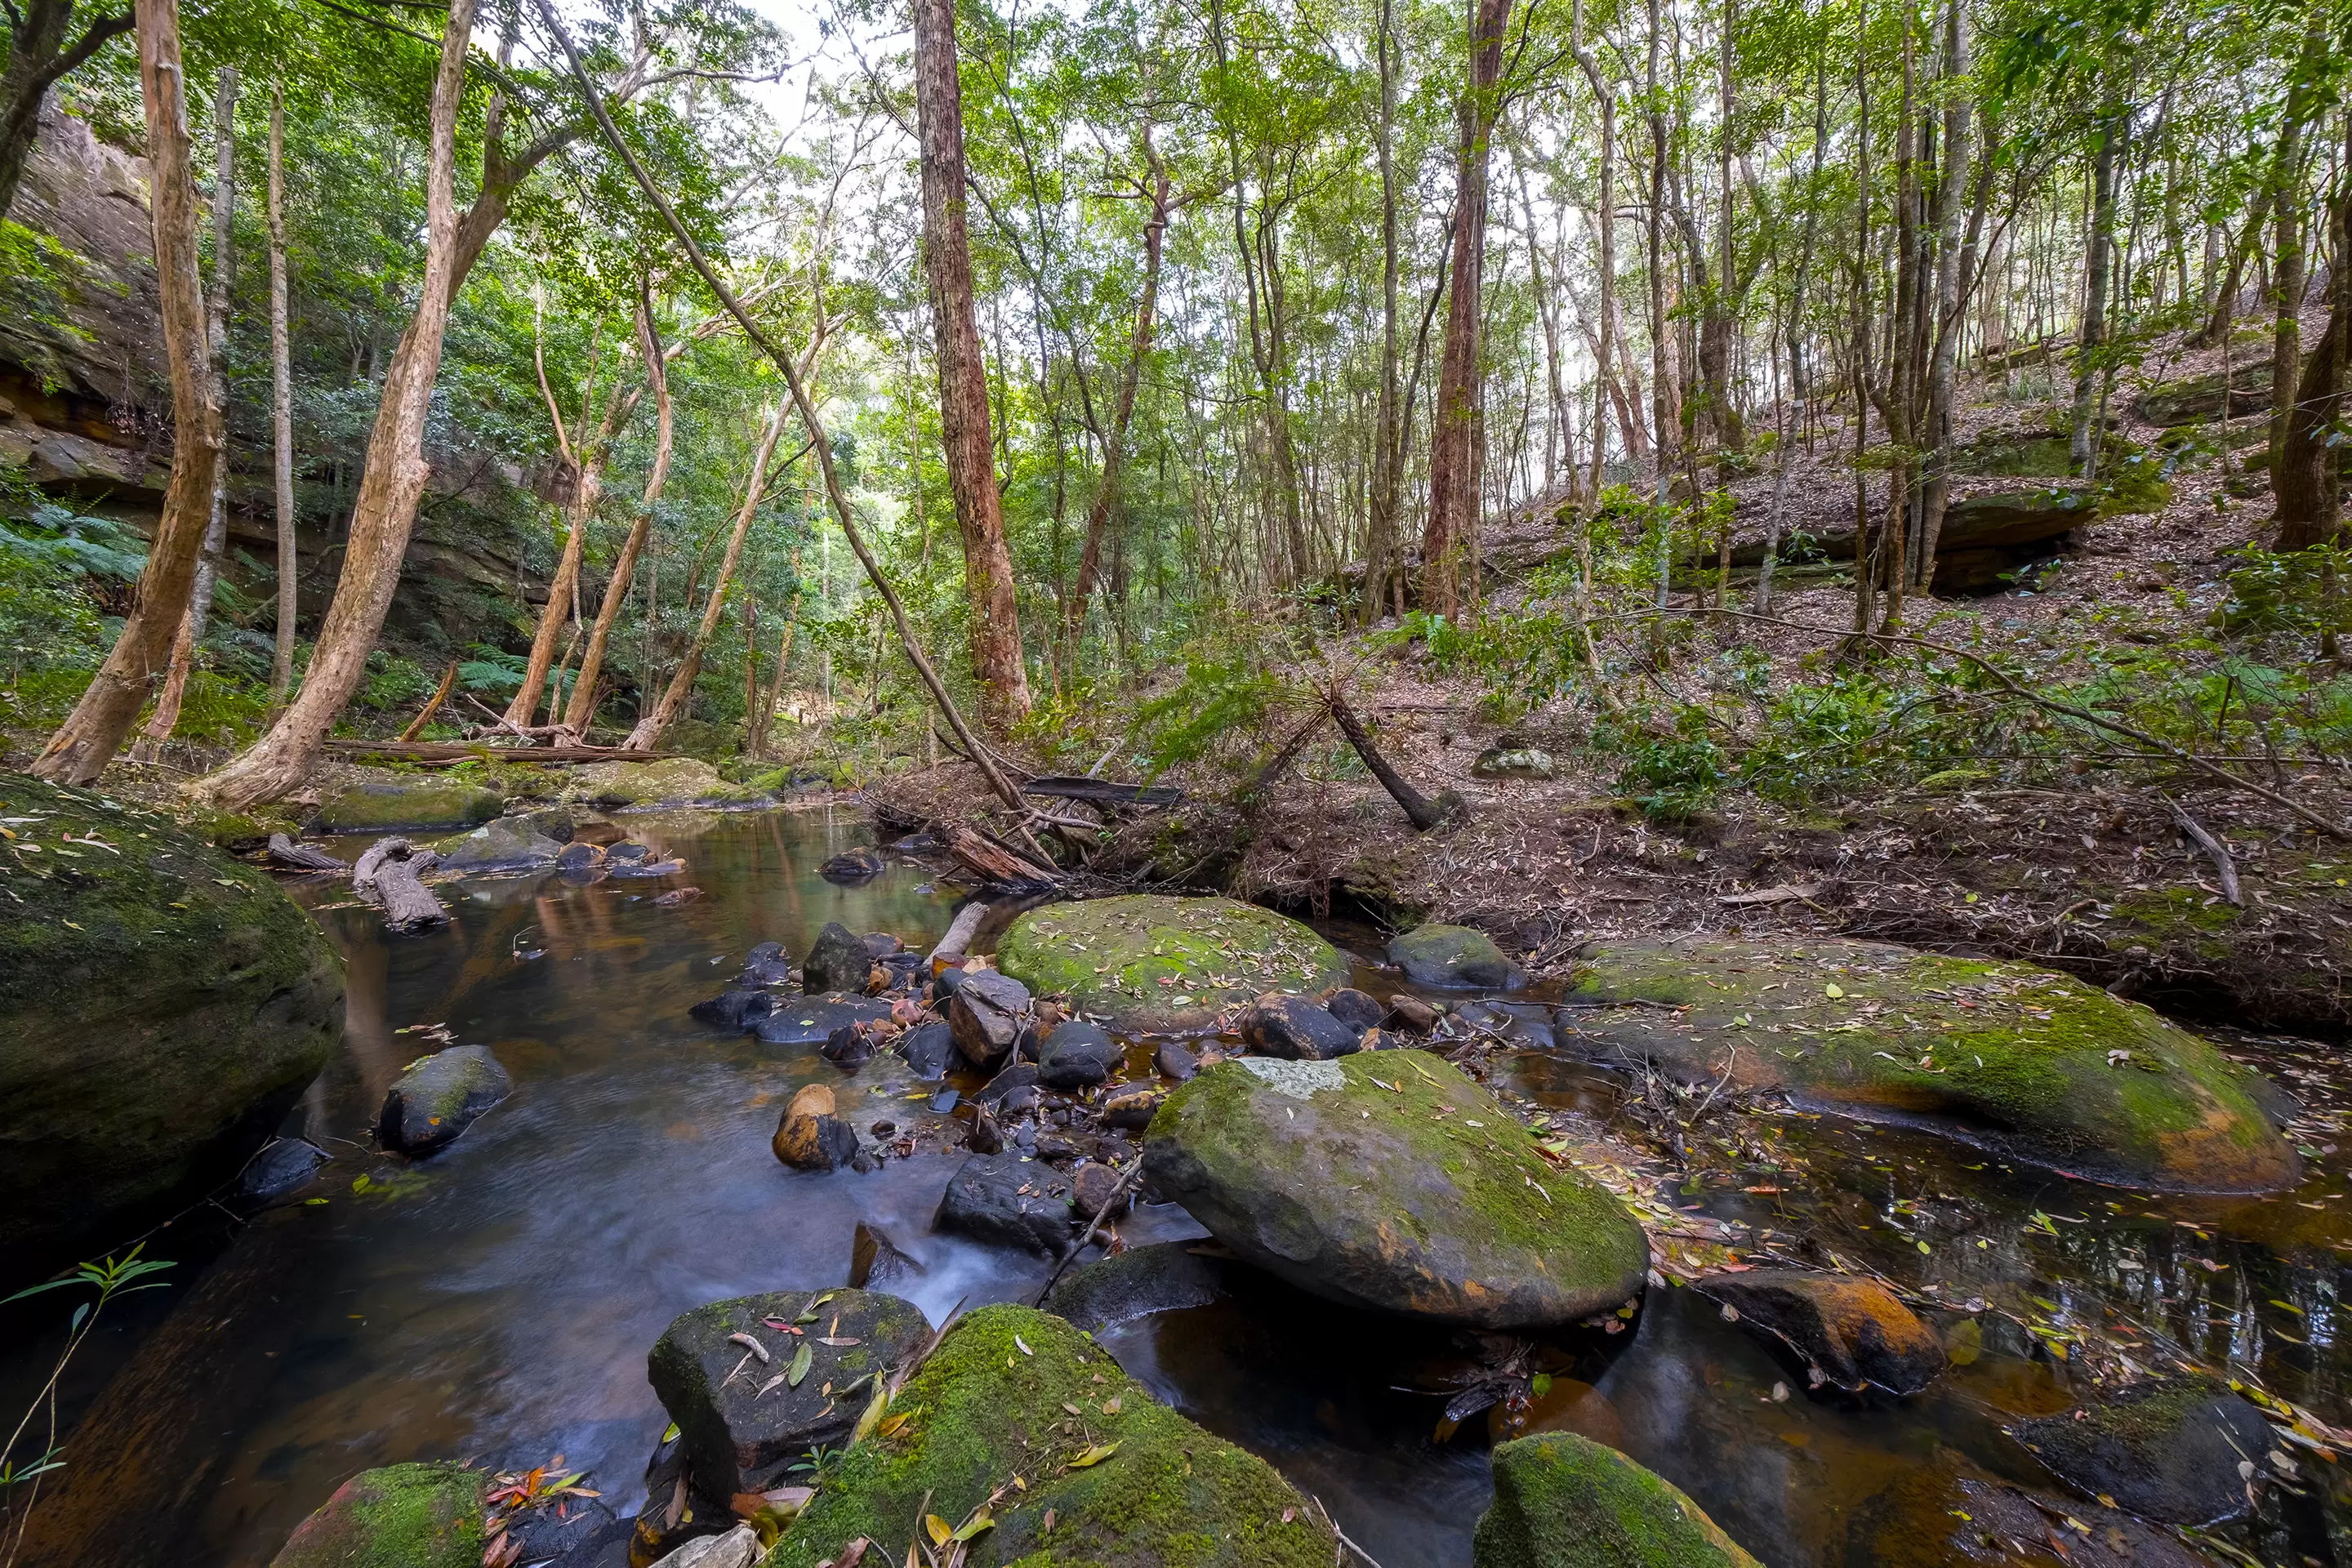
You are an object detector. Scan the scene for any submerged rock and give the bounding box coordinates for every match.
[773,1083,858,1170]
[1474,1432,1761,1568]
[2012,1374,2274,1526]
[646,1288,931,1499]
[1386,924,1525,989]
[268,1461,486,1568]
[1697,1269,1944,1395]
[314,778,502,834]
[934,1151,1073,1253]
[689,987,776,1031]
[1846,1459,2216,1568]
[754,996,893,1047]
[898,1021,956,1079]
[1155,1040,1200,1081]
[949,968,1031,1068]
[1240,993,1361,1059]
[432,816,564,873]
[1560,937,2296,1192]
[500,1495,617,1564]
[378,1045,511,1155]
[766,1303,1338,1568]
[1143,1052,1647,1329]
[819,847,885,883]
[1037,1019,1120,1089]
[739,940,794,987]
[996,894,1348,1031]
[238,1137,327,1200]
[802,922,875,995]
[0,775,343,1281]
[1040,1239,1241,1333]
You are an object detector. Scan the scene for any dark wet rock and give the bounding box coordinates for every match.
[849,1220,924,1291]
[1240,993,1361,1060]
[1386,924,1524,989]
[861,931,903,958]
[1040,1240,1241,1333]
[238,1137,327,1199]
[898,1021,956,1079]
[966,1107,1005,1155]
[1471,746,1557,780]
[801,922,874,996]
[607,842,653,863]
[1385,994,1440,1033]
[267,1461,486,1568]
[2012,1374,2274,1526]
[1325,987,1385,1034]
[1155,1040,1200,1081]
[773,1084,858,1170]
[819,847,884,884]
[1474,1432,1761,1568]
[543,1512,632,1568]
[1036,1129,1090,1163]
[1846,1459,2216,1568]
[508,806,574,844]
[996,894,1348,1032]
[1561,937,2297,1192]
[1037,1020,1120,1089]
[932,963,969,999]
[608,856,685,880]
[379,1045,510,1155]
[768,1304,1337,1568]
[690,988,777,1031]
[555,841,604,877]
[973,1062,1041,1107]
[500,1495,617,1564]
[753,996,893,1047]
[949,968,1031,1069]
[929,1089,960,1113]
[934,1151,1074,1253]
[819,1025,875,1070]
[738,940,793,987]
[1143,1053,1646,1329]
[314,779,502,834]
[647,1288,931,1499]
[0,775,343,1281]
[1697,1269,1944,1395]
[1101,1081,1164,1129]
[1070,1160,1129,1217]
[434,817,564,873]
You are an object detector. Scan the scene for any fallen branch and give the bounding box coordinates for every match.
[1326,687,1464,833]
[929,899,992,964]
[398,662,459,742]
[324,739,673,764]
[353,837,449,932]
[265,832,348,872]
[1020,776,1184,808]
[941,822,1058,890]
[1034,1161,1139,1306]
[2163,794,2245,906]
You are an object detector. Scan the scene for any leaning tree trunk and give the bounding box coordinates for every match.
[0,0,132,224]
[194,0,476,809]
[267,84,297,702]
[29,0,220,784]
[564,290,675,733]
[911,0,1030,732]
[626,403,785,750]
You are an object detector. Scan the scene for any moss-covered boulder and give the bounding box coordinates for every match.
[0,774,343,1284]
[1695,1269,1944,1395]
[314,778,502,834]
[2012,1374,2274,1526]
[269,1461,486,1568]
[649,1289,933,1500]
[1473,1432,1760,1568]
[1561,938,2295,1192]
[560,756,744,808]
[378,1045,511,1155]
[996,895,1348,1031]
[764,1303,1338,1568]
[1387,923,1524,989]
[2132,360,2272,426]
[1142,1052,1647,1329]
[431,816,564,873]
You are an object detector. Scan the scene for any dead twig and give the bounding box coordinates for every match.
[2163,794,2245,906]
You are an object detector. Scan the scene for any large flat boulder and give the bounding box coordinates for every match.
[431,816,564,873]
[2133,359,2273,425]
[1560,937,2296,1192]
[314,777,501,833]
[268,1461,486,1568]
[1474,1433,1761,1568]
[1142,1052,1647,1329]
[0,775,344,1285]
[996,894,1349,1031]
[561,756,742,808]
[765,1303,1339,1568]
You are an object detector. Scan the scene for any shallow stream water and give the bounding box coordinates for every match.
[8,805,2352,1566]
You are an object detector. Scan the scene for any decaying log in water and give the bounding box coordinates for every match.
[1020,776,1186,808]
[1326,689,1467,833]
[352,837,449,931]
[265,832,348,872]
[929,898,993,964]
[942,823,1058,891]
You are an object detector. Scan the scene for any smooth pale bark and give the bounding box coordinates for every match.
[0,0,131,222]
[2069,112,2120,477]
[564,292,673,733]
[1364,0,1403,623]
[911,0,1029,731]
[1570,0,1615,490]
[626,404,786,750]
[267,85,296,702]
[1909,0,1971,592]
[1421,0,1510,618]
[30,0,219,783]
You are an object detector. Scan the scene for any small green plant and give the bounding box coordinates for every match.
[1595,705,1726,820]
[2,1248,175,1513]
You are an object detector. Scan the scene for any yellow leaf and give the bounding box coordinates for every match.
[926,1514,952,1547]
[1068,1442,1120,1468]
[1825,983,1845,998]
[662,1423,681,1444]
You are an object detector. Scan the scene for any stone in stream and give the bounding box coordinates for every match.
[818,1024,874,1069]
[1386,923,1526,989]
[1070,1159,1129,1218]
[753,996,893,1047]
[1325,987,1386,1034]
[765,1304,1339,1568]
[2011,1373,2274,1526]
[1037,1019,1120,1089]
[933,1150,1075,1253]
[238,1137,327,1200]
[973,1061,1040,1108]
[1846,1461,2217,1568]
[1560,937,2298,1192]
[431,816,565,873]
[1155,1040,1200,1081]
[995,894,1349,1032]
[0,775,345,1282]
[313,778,503,834]
[849,1220,924,1290]
[738,940,793,987]
[1040,1239,1244,1333]
[1240,993,1361,1060]
[1472,1432,1762,1568]
[1695,1269,1944,1396]
[689,987,776,1031]
[555,841,605,879]
[646,1288,932,1499]
[772,1083,858,1170]
[897,1020,956,1079]
[949,968,1031,1068]
[1385,994,1440,1034]
[378,1045,512,1155]
[500,1495,619,1564]
[1101,1081,1163,1129]
[819,846,885,884]
[801,922,875,995]
[1143,1052,1647,1329]
[267,1461,487,1568]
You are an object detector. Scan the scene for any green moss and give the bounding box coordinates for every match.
[270,1462,485,1568]
[996,896,1348,1031]
[559,756,737,807]
[314,779,503,833]
[1474,1434,1761,1568]
[764,1305,1335,1568]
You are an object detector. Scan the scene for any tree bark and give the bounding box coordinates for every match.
[912,0,1030,732]
[2273,116,2350,552]
[1327,688,1462,832]
[563,297,674,734]
[29,0,218,783]
[2069,113,2120,479]
[1571,0,1617,491]
[1909,0,1972,591]
[0,0,131,222]
[2269,16,2328,492]
[1364,0,1405,623]
[267,84,296,702]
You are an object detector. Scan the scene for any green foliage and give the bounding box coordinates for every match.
[2,1246,175,1494]
[1594,706,1727,821]
[1126,653,1289,779]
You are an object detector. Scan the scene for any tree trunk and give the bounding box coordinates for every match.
[1909,0,1971,591]
[1327,688,1462,832]
[0,0,131,222]
[267,84,296,702]
[2273,118,2350,552]
[1572,2,1617,491]
[626,403,785,750]
[1422,0,1511,619]
[1365,0,1405,623]
[2269,16,2328,491]
[563,290,674,733]
[29,0,219,783]
[194,0,477,808]
[2069,111,2120,478]
[911,0,1030,732]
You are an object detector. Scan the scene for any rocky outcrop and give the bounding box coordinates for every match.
[996,894,1349,1031]
[267,1462,486,1568]
[314,779,502,835]
[2133,359,2274,425]
[1697,1269,1944,1395]
[559,758,744,808]
[0,775,343,1284]
[378,1045,511,1155]
[1473,1433,1761,1568]
[1561,937,2296,1192]
[1142,1053,1648,1329]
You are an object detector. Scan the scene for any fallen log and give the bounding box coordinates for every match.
[1326,688,1468,833]
[323,739,675,764]
[1020,776,1186,808]
[265,833,348,872]
[941,822,1059,891]
[352,837,450,931]
[929,898,993,964]
[350,836,414,900]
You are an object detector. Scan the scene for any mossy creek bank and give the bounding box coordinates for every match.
[7,807,2352,1567]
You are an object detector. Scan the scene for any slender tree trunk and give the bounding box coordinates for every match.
[564,290,675,733]
[2269,17,2328,489]
[30,0,219,783]
[1573,3,1617,491]
[2071,110,2121,476]
[912,0,1029,731]
[1513,154,1568,494]
[267,85,296,702]
[1910,0,1971,592]
[511,312,633,728]
[1365,0,1405,623]
[1848,0,1876,639]
[2274,115,2350,551]
[1644,0,1677,612]
[0,0,132,223]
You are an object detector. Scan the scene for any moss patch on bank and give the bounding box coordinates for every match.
[1474,1433,1761,1568]
[269,1462,486,1568]
[996,894,1348,1031]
